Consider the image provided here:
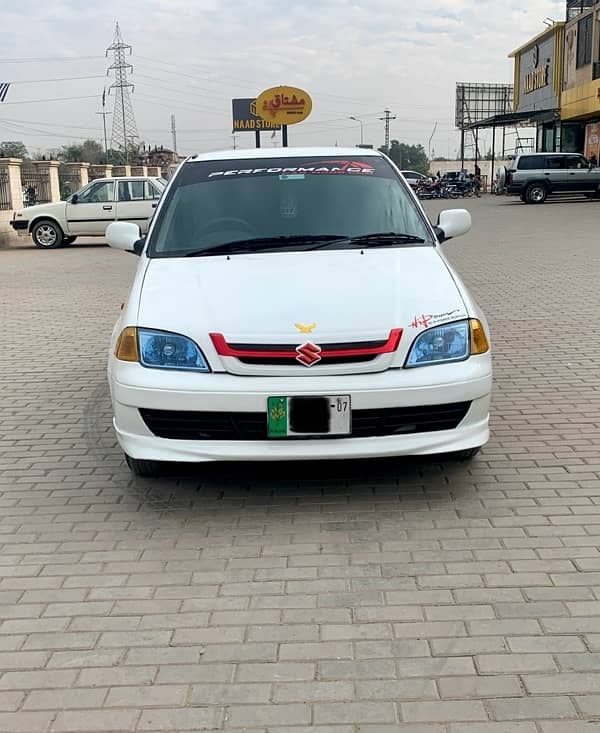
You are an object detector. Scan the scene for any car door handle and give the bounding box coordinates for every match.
[569,172,576,175]
[544,173,551,176]
[103,205,113,210]
[151,203,157,208]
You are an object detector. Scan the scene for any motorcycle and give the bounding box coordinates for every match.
[416,179,445,199]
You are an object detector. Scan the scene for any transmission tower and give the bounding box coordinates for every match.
[106,22,138,161]
[379,109,396,151]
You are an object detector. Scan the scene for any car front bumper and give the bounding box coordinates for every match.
[10,219,29,231]
[109,356,492,463]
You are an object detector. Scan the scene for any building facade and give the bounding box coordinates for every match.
[561,0,600,158]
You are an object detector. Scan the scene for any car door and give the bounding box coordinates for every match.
[565,155,593,192]
[65,180,116,236]
[114,180,162,234]
[544,155,567,192]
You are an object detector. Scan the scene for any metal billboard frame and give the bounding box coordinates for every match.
[455,83,514,129]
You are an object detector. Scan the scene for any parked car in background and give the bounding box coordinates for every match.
[400,170,429,189]
[503,152,600,203]
[10,176,166,249]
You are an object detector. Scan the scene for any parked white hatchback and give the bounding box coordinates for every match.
[106,148,492,477]
[10,176,165,249]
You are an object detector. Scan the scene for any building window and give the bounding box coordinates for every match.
[577,14,593,68]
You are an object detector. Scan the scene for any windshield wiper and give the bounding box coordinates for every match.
[307,232,428,250]
[349,232,427,245]
[184,234,347,257]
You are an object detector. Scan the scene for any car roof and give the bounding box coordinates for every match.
[516,152,576,157]
[186,147,383,163]
[89,176,164,182]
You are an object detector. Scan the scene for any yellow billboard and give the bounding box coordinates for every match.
[256,86,312,126]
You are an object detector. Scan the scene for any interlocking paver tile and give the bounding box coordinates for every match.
[2,198,600,728]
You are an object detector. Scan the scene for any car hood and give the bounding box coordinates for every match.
[15,201,66,217]
[137,248,468,344]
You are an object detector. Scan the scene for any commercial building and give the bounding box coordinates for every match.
[561,0,600,158]
[506,1,600,156]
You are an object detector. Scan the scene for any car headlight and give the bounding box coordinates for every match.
[114,327,210,372]
[405,319,488,368]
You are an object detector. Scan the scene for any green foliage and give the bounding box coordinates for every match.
[60,139,105,164]
[0,141,28,159]
[379,140,429,174]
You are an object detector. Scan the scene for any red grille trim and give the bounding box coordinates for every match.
[209,329,402,360]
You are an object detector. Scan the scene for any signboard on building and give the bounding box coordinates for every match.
[256,86,312,126]
[512,27,562,114]
[585,122,600,160]
[232,98,281,134]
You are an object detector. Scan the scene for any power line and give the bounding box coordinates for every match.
[0,94,98,105]
[0,55,104,63]
[8,75,105,85]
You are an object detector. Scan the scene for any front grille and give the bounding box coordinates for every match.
[237,355,377,366]
[139,402,471,441]
[210,330,403,367]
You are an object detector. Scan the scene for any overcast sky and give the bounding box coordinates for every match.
[1,0,564,158]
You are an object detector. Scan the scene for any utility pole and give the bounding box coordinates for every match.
[106,22,138,163]
[428,122,438,161]
[96,89,112,163]
[171,114,177,156]
[379,109,396,152]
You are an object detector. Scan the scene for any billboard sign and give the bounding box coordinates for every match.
[232,98,281,134]
[455,83,514,128]
[256,86,312,126]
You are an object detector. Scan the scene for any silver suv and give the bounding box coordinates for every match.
[501,152,600,204]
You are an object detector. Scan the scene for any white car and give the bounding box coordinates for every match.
[10,176,166,249]
[400,170,429,188]
[106,148,492,477]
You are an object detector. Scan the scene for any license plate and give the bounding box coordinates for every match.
[267,395,351,438]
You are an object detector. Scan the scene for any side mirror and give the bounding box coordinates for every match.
[106,221,142,253]
[71,194,78,204]
[435,209,472,243]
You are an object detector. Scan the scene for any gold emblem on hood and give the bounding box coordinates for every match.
[294,322,317,333]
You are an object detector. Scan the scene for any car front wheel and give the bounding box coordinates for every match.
[125,454,163,478]
[525,183,547,204]
[32,220,64,249]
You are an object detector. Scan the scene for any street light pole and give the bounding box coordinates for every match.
[349,116,364,146]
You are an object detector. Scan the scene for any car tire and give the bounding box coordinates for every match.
[125,454,163,478]
[525,183,547,204]
[32,219,64,249]
[496,166,506,194]
[62,236,77,245]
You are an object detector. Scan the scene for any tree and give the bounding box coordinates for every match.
[379,140,429,174]
[60,139,105,164]
[0,141,28,159]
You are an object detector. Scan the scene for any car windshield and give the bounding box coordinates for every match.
[148,155,432,257]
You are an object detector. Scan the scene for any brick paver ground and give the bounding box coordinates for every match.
[1,195,599,732]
